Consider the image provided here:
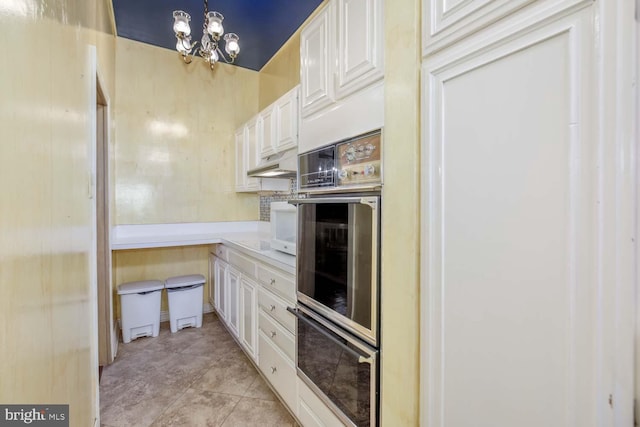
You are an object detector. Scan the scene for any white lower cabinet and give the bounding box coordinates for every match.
[212,255,228,322]
[297,378,344,427]
[258,331,297,411]
[226,267,241,338]
[240,276,257,361]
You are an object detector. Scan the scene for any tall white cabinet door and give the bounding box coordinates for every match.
[227,267,241,338]
[240,276,257,361]
[234,127,247,192]
[245,117,261,191]
[421,6,607,427]
[335,0,383,99]
[300,2,334,117]
[259,106,276,158]
[274,86,299,152]
[213,257,228,322]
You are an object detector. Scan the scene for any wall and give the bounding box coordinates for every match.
[0,1,116,425]
[258,34,301,110]
[114,38,260,226]
[380,0,421,424]
[112,39,261,319]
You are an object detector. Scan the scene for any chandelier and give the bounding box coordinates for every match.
[172,0,240,69]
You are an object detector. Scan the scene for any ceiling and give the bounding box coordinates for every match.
[111,0,324,71]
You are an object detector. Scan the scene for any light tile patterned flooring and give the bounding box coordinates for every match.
[100,313,298,427]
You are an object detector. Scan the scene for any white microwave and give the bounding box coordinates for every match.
[270,202,297,256]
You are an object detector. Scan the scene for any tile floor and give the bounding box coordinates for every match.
[100,313,298,427]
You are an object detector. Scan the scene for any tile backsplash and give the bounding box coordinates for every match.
[259,179,298,221]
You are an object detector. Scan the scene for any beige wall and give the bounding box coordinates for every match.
[0,1,116,426]
[114,38,260,225]
[258,34,301,110]
[112,246,211,321]
[380,0,421,424]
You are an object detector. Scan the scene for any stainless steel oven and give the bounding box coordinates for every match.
[294,195,380,346]
[287,305,378,427]
[290,129,382,427]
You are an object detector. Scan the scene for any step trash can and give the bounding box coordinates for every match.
[165,274,205,333]
[117,279,164,343]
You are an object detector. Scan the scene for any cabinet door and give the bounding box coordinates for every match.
[274,86,299,152]
[259,105,276,158]
[300,2,334,117]
[226,267,241,338]
[421,5,614,427]
[213,257,228,322]
[245,117,261,191]
[240,276,257,361]
[335,0,383,99]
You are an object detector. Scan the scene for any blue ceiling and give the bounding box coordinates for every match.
[111,0,324,71]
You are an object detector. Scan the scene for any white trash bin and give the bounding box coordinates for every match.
[117,279,164,343]
[165,274,205,333]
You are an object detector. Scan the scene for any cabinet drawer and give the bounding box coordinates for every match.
[258,287,295,334]
[258,311,295,363]
[297,377,345,427]
[258,332,296,412]
[213,244,228,262]
[228,249,257,277]
[256,263,295,302]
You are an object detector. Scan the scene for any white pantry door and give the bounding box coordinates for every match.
[421,1,635,427]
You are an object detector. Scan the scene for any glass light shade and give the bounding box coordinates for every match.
[210,49,219,63]
[206,12,224,38]
[224,33,240,56]
[172,11,191,36]
[176,36,191,53]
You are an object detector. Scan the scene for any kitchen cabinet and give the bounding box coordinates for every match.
[300,0,383,117]
[226,267,241,338]
[259,86,299,158]
[240,276,258,361]
[420,1,635,426]
[212,255,228,322]
[272,86,299,154]
[298,0,384,154]
[259,105,276,158]
[334,0,383,99]
[234,125,260,192]
[300,3,334,117]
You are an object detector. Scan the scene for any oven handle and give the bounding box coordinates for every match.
[288,197,377,206]
[286,307,373,364]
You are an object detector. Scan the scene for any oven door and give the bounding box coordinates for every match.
[292,195,380,346]
[287,305,379,427]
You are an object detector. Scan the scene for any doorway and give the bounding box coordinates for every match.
[96,72,114,369]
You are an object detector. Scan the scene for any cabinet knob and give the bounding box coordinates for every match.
[270,366,277,374]
[270,330,276,338]
[270,305,276,312]
[270,278,276,285]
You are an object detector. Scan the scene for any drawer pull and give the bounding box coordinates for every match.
[270,330,277,338]
[270,304,276,312]
[271,366,277,374]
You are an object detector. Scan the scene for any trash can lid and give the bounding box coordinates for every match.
[118,280,164,295]
[165,274,206,289]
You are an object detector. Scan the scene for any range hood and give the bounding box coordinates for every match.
[247,150,297,178]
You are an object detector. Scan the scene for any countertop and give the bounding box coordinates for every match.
[111,221,295,274]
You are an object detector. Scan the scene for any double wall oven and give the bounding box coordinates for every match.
[288,130,382,427]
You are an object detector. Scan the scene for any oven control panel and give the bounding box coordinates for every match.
[336,131,382,188]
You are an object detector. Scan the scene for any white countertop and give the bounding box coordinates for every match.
[111,221,295,273]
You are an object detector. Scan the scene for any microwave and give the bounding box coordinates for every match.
[270,202,297,256]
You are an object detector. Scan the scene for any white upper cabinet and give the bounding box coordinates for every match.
[235,120,260,192]
[300,2,335,117]
[422,0,535,56]
[335,0,384,99]
[273,86,299,153]
[259,105,276,158]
